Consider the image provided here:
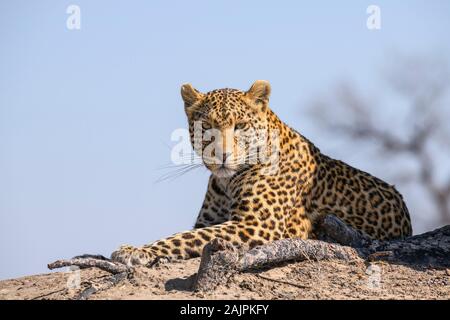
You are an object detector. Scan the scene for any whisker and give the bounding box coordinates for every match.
[156,162,200,170]
[155,163,204,183]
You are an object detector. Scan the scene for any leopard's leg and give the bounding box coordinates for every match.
[111,176,232,266]
[283,205,313,239]
[111,219,268,266]
[194,175,231,228]
[111,170,297,266]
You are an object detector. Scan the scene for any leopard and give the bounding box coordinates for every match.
[111,80,412,266]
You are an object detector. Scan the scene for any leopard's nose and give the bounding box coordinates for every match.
[222,152,232,162]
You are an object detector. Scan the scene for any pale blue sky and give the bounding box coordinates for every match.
[1,1,449,280]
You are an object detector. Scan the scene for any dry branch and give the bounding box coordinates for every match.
[74,272,128,300]
[369,224,450,266]
[239,238,361,270]
[193,238,243,292]
[48,257,130,274]
[193,215,367,291]
[315,214,372,248]
[193,237,362,291]
[47,257,132,300]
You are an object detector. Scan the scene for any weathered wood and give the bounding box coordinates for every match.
[239,238,361,270]
[47,257,132,300]
[369,225,450,267]
[74,272,128,300]
[192,239,243,292]
[316,214,372,248]
[192,227,363,291]
[48,257,130,274]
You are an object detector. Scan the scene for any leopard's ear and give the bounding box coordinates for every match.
[181,83,203,111]
[246,80,271,103]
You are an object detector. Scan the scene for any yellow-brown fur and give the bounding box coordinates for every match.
[111,81,412,266]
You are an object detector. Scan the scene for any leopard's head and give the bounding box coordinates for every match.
[181,80,276,178]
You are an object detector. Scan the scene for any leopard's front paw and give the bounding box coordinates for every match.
[110,245,155,267]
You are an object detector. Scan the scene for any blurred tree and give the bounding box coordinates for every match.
[305,55,450,231]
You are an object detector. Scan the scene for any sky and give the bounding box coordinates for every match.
[1,1,449,280]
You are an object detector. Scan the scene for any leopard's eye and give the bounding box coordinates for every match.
[235,123,246,131]
[202,121,212,130]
